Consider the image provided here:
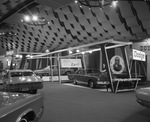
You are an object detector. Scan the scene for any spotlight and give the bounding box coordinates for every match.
[75,0,78,3]
[76,49,80,53]
[24,15,30,22]
[32,15,38,21]
[45,49,49,53]
[89,50,92,53]
[69,50,73,54]
[111,1,118,8]
[26,54,30,58]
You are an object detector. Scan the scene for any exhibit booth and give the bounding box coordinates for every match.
[25,39,141,93]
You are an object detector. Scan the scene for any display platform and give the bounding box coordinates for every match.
[113,78,141,93]
[42,76,69,82]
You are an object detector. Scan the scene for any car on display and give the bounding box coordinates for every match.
[68,68,110,88]
[0,69,43,94]
[135,87,150,108]
[0,91,44,122]
[34,65,75,77]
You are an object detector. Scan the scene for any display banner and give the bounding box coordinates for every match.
[60,59,82,68]
[132,49,145,61]
[110,55,125,74]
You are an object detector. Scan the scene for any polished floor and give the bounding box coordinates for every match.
[38,82,150,122]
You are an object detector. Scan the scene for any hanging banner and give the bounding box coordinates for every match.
[132,49,145,61]
[60,59,82,68]
[110,55,125,74]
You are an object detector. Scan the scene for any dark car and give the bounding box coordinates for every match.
[68,69,110,88]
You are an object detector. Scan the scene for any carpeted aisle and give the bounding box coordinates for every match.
[38,82,150,122]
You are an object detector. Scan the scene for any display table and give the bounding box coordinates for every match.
[112,78,141,93]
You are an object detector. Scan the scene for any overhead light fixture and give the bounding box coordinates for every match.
[0,32,18,37]
[75,0,78,3]
[89,50,92,53]
[110,1,118,8]
[76,49,80,53]
[69,50,73,54]
[82,52,85,54]
[76,0,114,8]
[45,49,49,53]
[21,14,50,26]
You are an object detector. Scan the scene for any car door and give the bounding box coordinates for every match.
[77,70,87,84]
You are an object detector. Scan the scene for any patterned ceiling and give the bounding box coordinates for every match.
[0,0,150,54]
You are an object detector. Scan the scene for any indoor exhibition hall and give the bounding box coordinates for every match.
[0,0,150,122]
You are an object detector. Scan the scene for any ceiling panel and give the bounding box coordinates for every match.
[0,0,150,53]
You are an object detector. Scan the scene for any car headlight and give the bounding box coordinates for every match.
[97,77,100,81]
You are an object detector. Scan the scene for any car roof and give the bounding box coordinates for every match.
[8,69,33,72]
[78,68,99,71]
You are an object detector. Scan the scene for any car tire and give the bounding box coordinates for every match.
[65,71,71,75]
[73,79,77,85]
[20,117,29,122]
[31,89,37,94]
[89,80,95,88]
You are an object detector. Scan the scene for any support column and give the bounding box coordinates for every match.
[57,53,61,83]
[82,54,86,70]
[120,46,131,78]
[100,44,114,92]
[50,56,53,82]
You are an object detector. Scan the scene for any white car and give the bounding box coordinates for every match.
[135,87,150,108]
[1,69,43,94]
[34,66,74,76]
[0,91,44,122]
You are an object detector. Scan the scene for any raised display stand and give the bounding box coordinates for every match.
[112,78,141,93]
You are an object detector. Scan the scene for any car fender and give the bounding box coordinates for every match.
[16,108,35,122]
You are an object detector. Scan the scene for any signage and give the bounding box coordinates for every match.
[132,39,150,55]
[110,55,125,74]
[61,59,82,68]
[6,50,14,56]
[132,49,145,61]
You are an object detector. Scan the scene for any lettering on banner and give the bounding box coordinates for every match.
[140,46,150,51]
[132,49,145,61]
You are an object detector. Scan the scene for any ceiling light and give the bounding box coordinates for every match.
[76,49,80,53]
[24,15,30,22]
[21,15,49,26]
[89,50,92,53]
[26,54,30,58]
[77,0,112,8]
[75,0,78,3]
[69,50,73,54]
[110,1,118,8]
[45,49,49,53]
[32,15,38,21]
[82,52,85,54]
[0,32,18,37]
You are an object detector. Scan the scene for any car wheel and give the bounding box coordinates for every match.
[31,89,37,94]
[73,79,77,85]
[65,71,71,75]
[89,80,95,88]
[20,117,29,122]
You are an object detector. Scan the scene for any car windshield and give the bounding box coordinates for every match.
[23,71,33,76]
[86,69,101,74]
[11,71,34,77]
[11,72,22,77]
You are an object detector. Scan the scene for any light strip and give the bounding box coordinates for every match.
[30,39,132,58]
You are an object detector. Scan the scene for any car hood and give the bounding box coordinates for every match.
[136,87,150,102]
[0,92,33,109]
[10,76,42,84]
[34,69,50,73]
